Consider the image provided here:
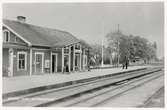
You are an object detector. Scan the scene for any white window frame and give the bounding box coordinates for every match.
[17,51,27,71]
[75,43,81,50]
[3,29,10,42]
[14,36,17,43]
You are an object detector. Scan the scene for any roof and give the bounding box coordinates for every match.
[3,19,80,47]
[79,39,92,49]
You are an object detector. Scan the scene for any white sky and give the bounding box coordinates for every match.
[3,2,164,58]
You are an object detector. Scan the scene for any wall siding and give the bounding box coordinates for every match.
[3,48,9,77]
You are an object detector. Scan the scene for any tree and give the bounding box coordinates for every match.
[106,31,157,65]
[106,31,131,65]
[153,42,157,49]
[89,44,102,65]
[132,36,148,58]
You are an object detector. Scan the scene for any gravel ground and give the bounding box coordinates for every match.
[97,73,164,107]
[141,87,164,108]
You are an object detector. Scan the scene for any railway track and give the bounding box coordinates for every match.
[3,67,163,107]
[61,71,163,107]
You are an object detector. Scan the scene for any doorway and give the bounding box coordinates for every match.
[52,53,57,73]
[64,55,69,72]
[35,52,44,73]
[75,53,80,70]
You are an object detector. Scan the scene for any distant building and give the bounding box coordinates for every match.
[3,16,90,77]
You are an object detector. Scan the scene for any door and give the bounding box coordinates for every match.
[75,54,80,70]
[64,55,69,72]
[52,54,57,73]
[35,53,44,73]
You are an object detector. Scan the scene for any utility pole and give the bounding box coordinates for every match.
[117,40,120,67]
[117,24,120,67]
[101,38,104,67]
[101,16,104,67]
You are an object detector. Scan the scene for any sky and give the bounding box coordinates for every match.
[3,2,164,58]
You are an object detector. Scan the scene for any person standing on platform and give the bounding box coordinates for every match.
[122,56,126,69]
[122,56,129,69]
[125,57,129,69]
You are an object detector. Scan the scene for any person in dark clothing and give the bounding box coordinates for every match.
[88,59,91,71]
[66,64,69,72]
[122,56,126,69]
[122,56,129,69]
[63,60,69,73]
[125,57,129,69]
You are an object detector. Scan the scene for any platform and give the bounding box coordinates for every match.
[3,65,149,98]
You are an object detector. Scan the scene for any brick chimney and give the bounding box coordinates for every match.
[17,16,26,23]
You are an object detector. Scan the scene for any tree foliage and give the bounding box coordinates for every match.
[106,31,157,64]
[89,44,112,65]
[88,31,157,65]
[89,44,102,65]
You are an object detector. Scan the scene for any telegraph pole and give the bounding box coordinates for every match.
[101,16,104,67]
[117,24,120,67]
[117,40,120,67]
[101,38,104,67]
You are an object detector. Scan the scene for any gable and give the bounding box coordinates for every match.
[3,26,28,46]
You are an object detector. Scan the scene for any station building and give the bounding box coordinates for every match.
[3,16,90,77]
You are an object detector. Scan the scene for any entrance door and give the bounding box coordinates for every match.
[64,55,69,72]
[75,54,80,70]
[52,54,57,73]
[35,52,44,73]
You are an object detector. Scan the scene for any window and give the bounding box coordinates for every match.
[3,30,10,42]
[17,52,27,70]
[75,44,81,50]
[15,37,17,43]
[64,47,69,54]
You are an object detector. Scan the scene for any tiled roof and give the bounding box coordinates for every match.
[3,19,80,47]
